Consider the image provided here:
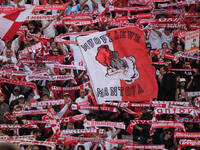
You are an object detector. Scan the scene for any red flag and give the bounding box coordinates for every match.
[77,27,158,103]
[0,7,33,41]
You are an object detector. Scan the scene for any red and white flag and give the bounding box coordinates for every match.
[77,27,158,104]
[0,7,33,41]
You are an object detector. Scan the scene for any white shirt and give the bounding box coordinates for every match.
[42,20,56,38]
[107,129,118,149]
[75,96,90,114]
[0,56,17,64]
[70,35,85,66]
[160,28,173,47]
[0,39,5,55]
[148,30,162,49]
[80,0,94,11]
[96,0,105,13]
[9,94,20,104]
[104,136,112,150]
[11,37,19,57]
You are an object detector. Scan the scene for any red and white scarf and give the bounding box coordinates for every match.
[46,64,86,71]
[19,140,56,149]
[61,129,104,135]
[153,9,182,15]
[51,82,89,91]
[71,104,117,112]
[30,99,65,107]
[174,132,200,139]
[153,107,195,116]
[150,121,186,135]
[158,0,196,8]
[186,91,200,97]
[126,120,153,134]
[152,62,169,66]
[33,4,67,11]
[152,101,190,107]
[84,120,125,129]
[13,110,48,117]
[26,15,56,20]
[150,50,178,62]
[0,78,36,88]
[0,135,35,141]
[17,59,59,66]
[179,139,200,147]
[123,144,165,150]
[109,6,152,12]
[0,124,38,129]
[103,101,166,108]
[138,18,181,25]
[25,114,86,125]
[26,75,74,81]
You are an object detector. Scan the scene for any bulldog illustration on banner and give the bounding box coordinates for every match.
[77,27,158,104]
[96,45,139,84]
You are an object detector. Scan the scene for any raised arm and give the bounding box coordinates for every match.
[40,20,54,32]
[111,128,121,139]
[80,0,88,8]
[91,0,98,8]
[153,29,162,37]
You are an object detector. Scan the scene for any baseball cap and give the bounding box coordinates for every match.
[179,78,186,82]
[18,95,25,99]
[64,92,70,96]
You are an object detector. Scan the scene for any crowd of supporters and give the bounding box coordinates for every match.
[0,0,199,150]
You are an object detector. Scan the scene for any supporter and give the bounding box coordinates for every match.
[0,92,9,123]
[30,145,40,150]
[65,0,89,14]
[40,18,56,38]
[41,81,53,98]
[147,29,162,49]
[157,66,177,101]
[93,128,121,150]
[66,122,75,129]
[1,0,15,7]
[132,111,151,144]
[31,129,42,140]
[79,0,98,12]
[175,44,184,54]
[175,78,187,100]
[75,89,90,114]
[74,134,92,150]
[159,130,175,149]
[93,0,106,13]
[49,41,57,52]
[51,48,61,56]
[63,92,72,105]
[12,95,26,111]
[0,49,17,65]
[169,41,176,52]
[160,28,173,47]
[160,42,171,54]
[9,86,21,105]
[146,42,152,55]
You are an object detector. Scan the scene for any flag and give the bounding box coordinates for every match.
[0,7,33,41]
[185,30,199,54]
[77,27,158,104]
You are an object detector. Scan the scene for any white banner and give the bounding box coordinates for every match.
[185,30,199,54]
[77,27,157,104]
